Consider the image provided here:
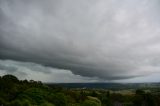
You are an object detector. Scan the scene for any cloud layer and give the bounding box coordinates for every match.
[1,0,160,81]
[0,59,100,82]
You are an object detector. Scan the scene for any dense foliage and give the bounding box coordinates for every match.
[0,75,160,106]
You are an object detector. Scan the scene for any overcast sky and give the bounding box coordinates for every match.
[0,0,160,82]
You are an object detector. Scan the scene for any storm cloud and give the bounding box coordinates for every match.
[0,59,101,82]
[1,0,160,81]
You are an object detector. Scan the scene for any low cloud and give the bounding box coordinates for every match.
[0,59,101,82]
[0,0,160,81]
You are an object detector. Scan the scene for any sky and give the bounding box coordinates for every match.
[0,0,160,83]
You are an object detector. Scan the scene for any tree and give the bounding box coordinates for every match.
[81,100,100,106]
[135,89,145,95]
[2,74,19,83]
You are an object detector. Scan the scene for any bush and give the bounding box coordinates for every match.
[50,93,67,106]
[81,100,100,106]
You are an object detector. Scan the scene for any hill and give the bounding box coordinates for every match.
[0,74,160,106]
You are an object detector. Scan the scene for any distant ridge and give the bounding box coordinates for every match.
[47,82,160,89]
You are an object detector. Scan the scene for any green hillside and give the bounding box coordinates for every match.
[0,75,160,106]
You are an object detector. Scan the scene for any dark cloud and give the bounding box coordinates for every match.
[0,0,160,81]
[0,59,101,82]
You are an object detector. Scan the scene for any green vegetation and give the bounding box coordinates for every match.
[0,75,160,106]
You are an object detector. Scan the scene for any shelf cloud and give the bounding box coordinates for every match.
[1,0,160,82]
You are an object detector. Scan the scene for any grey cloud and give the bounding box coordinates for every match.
[0,59,101,82]
[0,0,160,81]
[0,60,27,77]
[0,63,17,72]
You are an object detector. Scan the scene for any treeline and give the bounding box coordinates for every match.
[0,75,160,106]
[0,75,101,106]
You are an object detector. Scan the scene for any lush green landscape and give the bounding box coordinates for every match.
[0,74,160,106]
